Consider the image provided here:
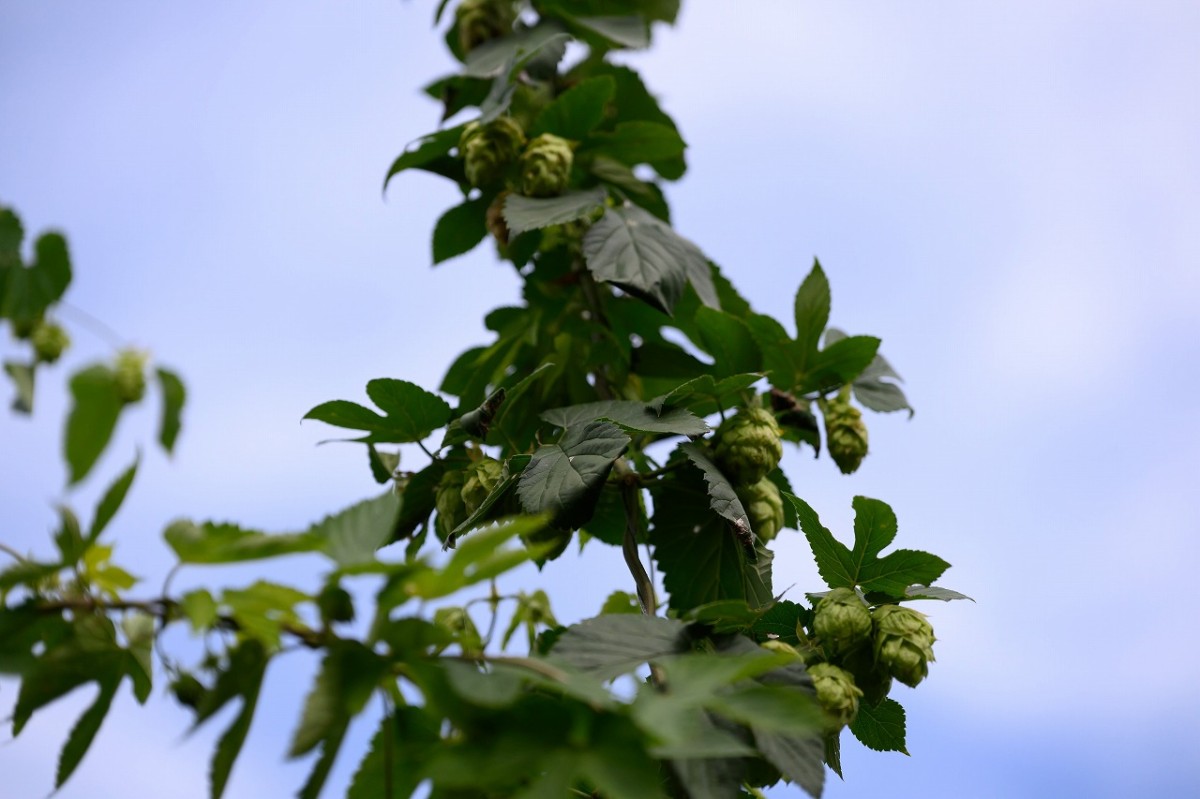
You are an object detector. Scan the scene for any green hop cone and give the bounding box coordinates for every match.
[114,349,148,404]
[873,604,936,687]
[813,586,873,657]
[808,662,863,730]
[455,0,516,54]
[460,116,526,188]
[736,477,785,542]
[435,469,469,541]
[461,456,503,515]
[519,133,573,198]
[30,321,70,364]
[713,406,783,486]
[821,387,869,474]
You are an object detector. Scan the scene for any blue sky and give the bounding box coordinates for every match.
[2,2,1199,797]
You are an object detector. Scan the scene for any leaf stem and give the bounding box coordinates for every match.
[0,541,29,563]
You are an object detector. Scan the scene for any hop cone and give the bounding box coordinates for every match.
[460,117,526,188]
[114,349,148,404]
[713,406,783,486]
[813,587,873,657]
[736,477,785,542]
[461,457,504,515]
[519,134,573,198]
[873,604,936,687]
[808,662,863,729]
[31,321,70,364]
[821,388,868,474]
[455,0,515,54]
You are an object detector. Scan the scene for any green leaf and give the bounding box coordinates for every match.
[0,231,72,326]
[503,187,607,237]
[651,464,774,614]
[346,709,440,799]
[4,359,35,413]
[367,444,399,484]
[750,600,809,646]
[789,495,855,589]
[745,313,802,391]
[585,121,685,165]
[706,681,823,736]
[800,334,880,394]
[531,75,616,140]
[516,421,629,529]
[694,306,761,378]
[64,364,123,485]
[476,31,572,123]
[391,461,443,542]
[303,379,452,444]
[753,726,826,798]
[550,614,686,680]
[825,328,914,416]
[155,367,187,453]
[573,15,650,48]
[221,581,309,649]
[599,590,641,615]
[290,640,387,757]
[793,260,831,375]
[541,399,708,437]
[55,670,121,788]
[194,640,269,799]
[850,697,908,754]
[164,519,321,564]
[180,589,219,631]
[383,124,466,190]
[647,373,763,416]
[90,455,139,543]
[903,585,974,602]
[312,492,401,567]
[463,22,569,78]
[433,196,489,264]
[583,205,707,315]
[447,454,529,547]
[678,443,751,541]
[53,506,85,564]
[403,514,555,599]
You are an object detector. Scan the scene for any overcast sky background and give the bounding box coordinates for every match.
[3,2,1199,797]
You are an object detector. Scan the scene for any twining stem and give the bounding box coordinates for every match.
[613,461,656,616]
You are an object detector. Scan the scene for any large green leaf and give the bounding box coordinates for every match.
[541,399,708,437]
[516,421,629,529]
[531,75,617,140]
[584,121,685,165]
[789,495,950,597]
[503,187,607,237]
[850,697,908,754]
[650,464,773,614]
[312,492,401,567]
[303,379,452,444]
[433,196,489,264]
[549,614,686,680]
[800,334,880,394]
[583,205,707,315]
[164,520,321,564]
[64,364,124,485]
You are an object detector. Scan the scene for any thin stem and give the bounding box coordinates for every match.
[613,462,655,616]
[0,541,29,563]
[57,301,128,350]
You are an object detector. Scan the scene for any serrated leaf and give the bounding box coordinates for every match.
[290,640,387,757]
[89,455,138,543]
[346,709,440,799]
[55,670,120,788]
[827,328,914,417]
[800,334,880,394]
[196,640,268,799]
[64,364,123,485]
[678,442,751,540]
[383,124,466,190]
[516,421,629,529]
[583,205,708,315]
[531,75,616,139]
[433,196,489,264]
[754,726,826,798]
[463,22,569,78]
[154,367,186,453]
[503,188,606,237]
[4,359,35,413]
[793,260,831,374]
[550,614,686,680]
[850,697,908,754]
[694,306,761,377]
[541,399,707,436]
[750,600,810,646]
[313,492,401,567]
[304,379,452,444]
[647,373,763,415]
[585,120,685,165]
[787,494,855,589]
[164,520,321,564]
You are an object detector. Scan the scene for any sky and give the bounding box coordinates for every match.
[3,1,1200,797]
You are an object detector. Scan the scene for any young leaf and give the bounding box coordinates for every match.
[541,398,708,437]
[433,196,489,264]
[64,364,123,485]
[849,697,908,754]
[531,75,617,140]
[503,187,607,237]
[516,421,629,529]
[583,205,707,315]
[793,260,831,374]
[155,367,186,453]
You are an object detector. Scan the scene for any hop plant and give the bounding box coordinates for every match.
[821,386,869,474]
[713,406,783,486]
[435,469,469,541]
[114,349,148,404]
[873,604,936,687]
[519,133,573,197]
[461,456,504,515]
[460,116,526,188]
[455,0,515,54]
[31,321,70,364]
[839,645,894,706]
[736,476,785,542]
[808,662,864,730]
[812,587,873,657]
